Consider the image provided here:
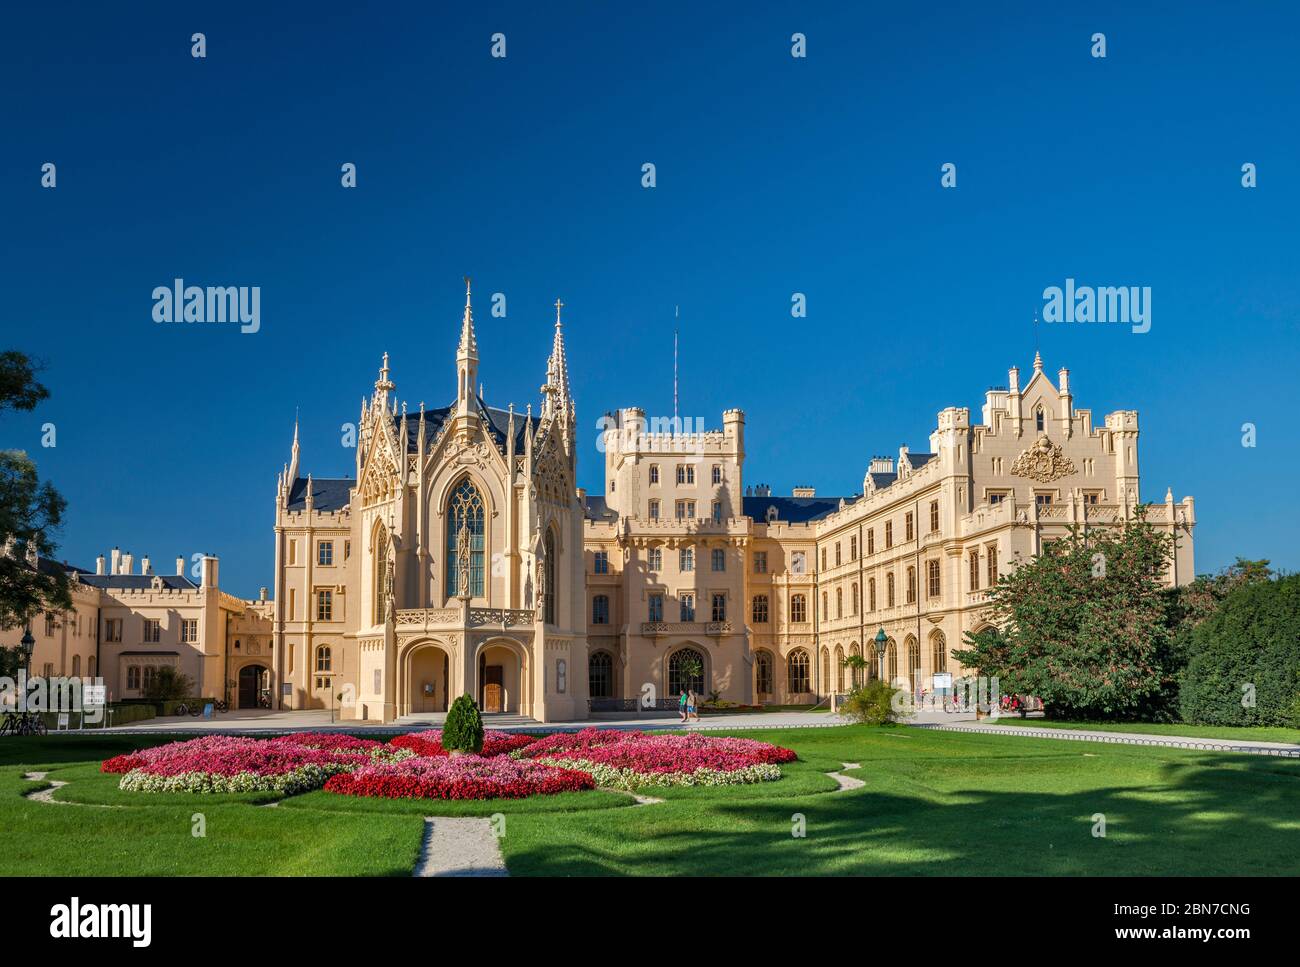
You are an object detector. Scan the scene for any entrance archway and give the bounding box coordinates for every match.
[238,664,270,709]
[477,640,525,715]
[409,644,450,714]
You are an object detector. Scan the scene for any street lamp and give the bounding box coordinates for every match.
[874,627,888,684]
[19,626,35,675]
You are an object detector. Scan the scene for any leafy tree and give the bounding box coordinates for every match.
[958,508,1175,720]
[143,666,195,702]
[0,352,69,630]
[1179,574,1300,727]
[442,694,485,754]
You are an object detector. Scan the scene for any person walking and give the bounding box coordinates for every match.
[678,689,689,723]
[686,688,700,723]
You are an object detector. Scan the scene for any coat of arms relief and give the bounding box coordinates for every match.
[1010,434,1076,482]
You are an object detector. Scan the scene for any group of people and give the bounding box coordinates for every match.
[678,688,701,723]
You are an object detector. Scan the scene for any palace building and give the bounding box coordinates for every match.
[19,286,1197,722]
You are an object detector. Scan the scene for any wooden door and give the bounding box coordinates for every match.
[483,665,504,713]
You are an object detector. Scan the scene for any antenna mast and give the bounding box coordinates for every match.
[673,305,679,422]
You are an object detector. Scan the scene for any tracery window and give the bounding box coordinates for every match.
[445,478,486,598]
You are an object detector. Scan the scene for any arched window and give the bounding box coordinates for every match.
[588,651,613,698]
[868,578,876,612]
[790,594,807,623]
[88,656,96,677]
[907,636,921,686]
[373,522,390,624]
[931,630,947,674]
[1035,405,1045,432]
[543,528,557,624]
[834,645,845,692]
[886,572,895,607]
[906,566,917,604]
[755,651,773,695]
[851,583,859,615]
[446,478,486,598]
[822,648,830,689]
[887,641,897,682]
[835,588,843,618]
[668,647,706,695]
[849,642,862,687]
[787,649,810,693]
[866,644,879,682]
[316,645,332,673]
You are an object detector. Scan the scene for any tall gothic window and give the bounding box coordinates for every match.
[668,647,706,695]
[755,651,773,695]
[543,528,557,624]
[373,523,389,625]
[589,651,613,699]
[445,477,485,598]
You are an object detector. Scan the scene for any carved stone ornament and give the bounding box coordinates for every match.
[1010,434,1076,482]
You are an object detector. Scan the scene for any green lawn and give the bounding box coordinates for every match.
[989,719,1300,744]
[1,725,1297,876]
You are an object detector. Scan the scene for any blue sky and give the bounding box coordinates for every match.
[3,1,1298,597]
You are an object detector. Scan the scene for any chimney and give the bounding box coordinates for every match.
[200,555,219,589]
[869,456,895,475]
[141,555,152,575]
[96,555,105,575]
[176,555,185,576]
[259,587,269,602]
[792,486,816,498]
[122,552,134,575]
[110,547,121,574]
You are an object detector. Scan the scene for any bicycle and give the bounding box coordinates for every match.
[0,711,48,736]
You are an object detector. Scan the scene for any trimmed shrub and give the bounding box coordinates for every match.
[1179,574,1300,727]
[839,679,909,725]
[442,694,485,754]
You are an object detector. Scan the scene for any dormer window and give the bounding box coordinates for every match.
[766,506,778,524]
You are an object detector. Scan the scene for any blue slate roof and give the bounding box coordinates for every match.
[905,452,936,469]
[286,477,353,512]
[866,472,898,490]
[584,495,618,522]
[81,574,198,591]
[742,495,847,524]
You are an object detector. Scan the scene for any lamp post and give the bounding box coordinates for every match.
[874,627,888,685]
[19,625,36,676]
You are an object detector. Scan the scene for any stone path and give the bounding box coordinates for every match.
[826,762,865,791]
[21,771,68,804]
[412,817,508,877]
[913,722,1300,758]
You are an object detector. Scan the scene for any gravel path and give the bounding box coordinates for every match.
[827,763,865,791]
[913,722,1300,758]
[412,817,508,877]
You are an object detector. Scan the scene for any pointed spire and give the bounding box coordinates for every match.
[459,276,477,358]
[547,298,571,412]
[1033,349,1043,374]
[287,414,301,485]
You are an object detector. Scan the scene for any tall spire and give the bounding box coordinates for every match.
[543,298,572,419]
[286,413,301,485]
[459,275,477,359]
[374,351,395,411]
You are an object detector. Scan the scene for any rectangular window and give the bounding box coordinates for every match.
[127,666,141,690]
[593,551,610,574]
[867,528,875,555]
[181,619,198,644]
[821,548,828,570]
[887,573,895,607]
[648,593,664,622]
[835,542,842,567]
[869,578,877,612]
[318,541,333,566]
[143,618,161,643]
[969,550,980,591]
[885,522,893,548]
[288,540,297,566]
[987,545,999,587]
[906,567,917,604]
[288,588,296,621]
[344,540,351,560]
[927,559,941,597]
[905,512,915,542]
[711,464,722,485]
[316,589,333,621]
[1036,493,1054,510]
[989,492,1006,505]
[648,499,660,520]
[45,613,55,637]
[592,595,609,625]
[648,547,662,571]
[790,595,807,623]
[753,551,768,574]
[675,500,695,520]
[711,548,725,572]
[1084,491,1100,505]
[649,464,660,485]
[930,500,940,534]
[711,593,727,623]
[850,536,858,561]
[106,619,122,643]
[680,593,695,622]
[679,547,694,572]
[711,501,722,523]
[752,595,769,623]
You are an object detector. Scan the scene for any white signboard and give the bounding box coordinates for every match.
[83,685,106,706]
[932,673,953,690]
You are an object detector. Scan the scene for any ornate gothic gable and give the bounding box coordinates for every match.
[534,432,571,506]
[1010,434,1076,482]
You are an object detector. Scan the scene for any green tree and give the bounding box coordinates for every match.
[958,508,1176,720]
[1179,573,1300,727]
[143,666,195,702]
[839,679,910,725]
[442,694,485,754]
[0,352,70,630]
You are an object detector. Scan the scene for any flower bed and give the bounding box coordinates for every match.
[517,728,797,789]
[389,729,537,759]
[103,734,411,795]
[324,754,595,800]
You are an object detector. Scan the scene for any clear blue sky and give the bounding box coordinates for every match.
[3,2,1297,597]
